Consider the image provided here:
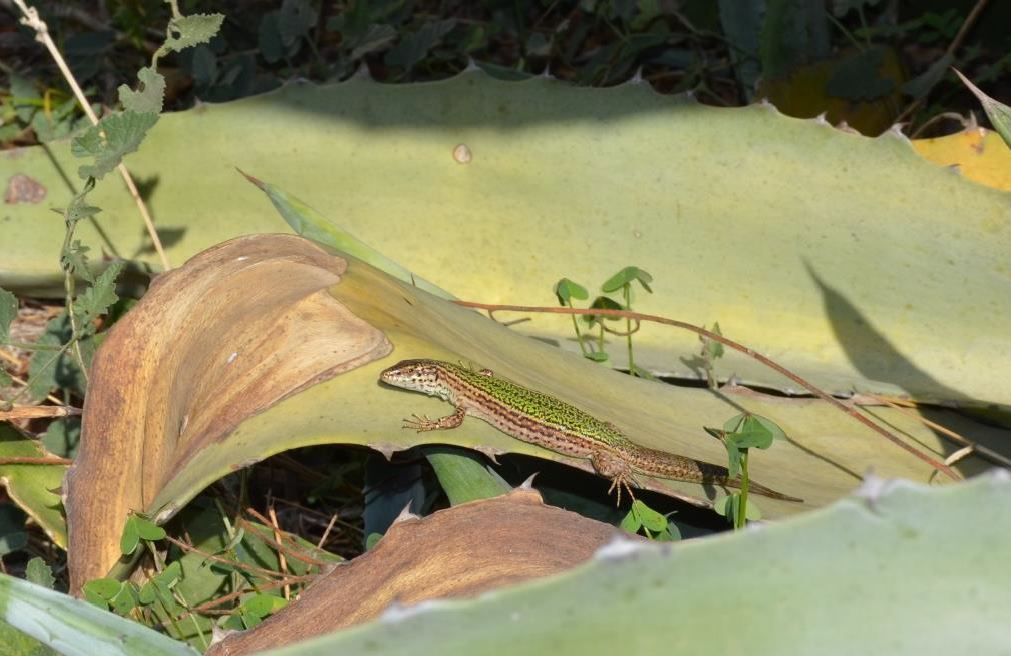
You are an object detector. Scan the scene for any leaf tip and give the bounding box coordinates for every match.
[237,168,265,189]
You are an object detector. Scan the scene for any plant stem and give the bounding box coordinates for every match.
[59,197,88,386]
[624,285,635,375]
[736,450,750,529]
[567,301,589,357]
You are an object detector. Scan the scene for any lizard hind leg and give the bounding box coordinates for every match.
[402,406,466,432]
[591,451,638,506]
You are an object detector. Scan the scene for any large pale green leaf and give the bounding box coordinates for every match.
[0,619,57,656]
[66,236,1006,589]
[2,72,1008,404]
[0,572,197,656]
[262,472,1011,656]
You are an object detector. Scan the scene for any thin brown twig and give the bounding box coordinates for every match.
[860,392,1011,470]
[454,300,959,480]
[268,496,363,536]
[0,405,81,420]
[0,456,72,465]
[240,513,331,567]
[160,575,314,628]
[317,513,339,551]
[0,367,67,404]
[163,535,290,581]
[266,503,291,601]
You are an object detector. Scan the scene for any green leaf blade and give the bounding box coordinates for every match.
[954,68,1011,149]
[71,111,159,181]
[25,558,55,590]
[554,278,588,305]
[164,14,226,53]
[118,67,165,115]
[0,288,16,343]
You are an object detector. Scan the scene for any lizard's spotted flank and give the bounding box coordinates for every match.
[379,358,802,504]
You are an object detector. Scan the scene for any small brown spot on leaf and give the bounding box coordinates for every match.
[4,174,46,204]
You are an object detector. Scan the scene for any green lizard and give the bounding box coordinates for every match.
[379,358,802,504]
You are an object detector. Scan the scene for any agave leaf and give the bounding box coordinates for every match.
[261,473,1011,656]
[66,235,1005,590]
[2,71,1008,404]
[0,572,197,656]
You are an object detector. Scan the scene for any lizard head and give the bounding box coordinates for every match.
[379,359,444,396]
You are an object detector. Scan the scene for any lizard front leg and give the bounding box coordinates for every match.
[403,405,466,432]
[591,450,638,505]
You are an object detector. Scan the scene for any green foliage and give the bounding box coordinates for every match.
[25,189,123,399]
[955,69,1011,149]
[0,505,28,556]
[138,562,182,612]
[365,532,383,550]
[25,313,92,401]
[1,0,1006,142]
[711,413,782,479]
[81,577,126,610]
[42,418,81,459]
[552,278,588,306]
[24,558,55,590]
[88,505,331,646]
[65,5,222,180]
[6,0,221,438]
[71,110,159,180]
[386,19,457,75]
[277,0,316,49]
[260,0,314,64]
[603,266,654,377]
[583,296,624,331]
[760,0,830,79]
[230,593,289,630]
[161,14,226,55]
[826,47,895,101]
[554,278,590,357]
[1,75,92,144]
[0,288,16,343]
[121,503,345,647]
[555,266,655,373]
[620,500,680,541]
[715,492,762,522]
[72,262,126,333]
[707,413,787,528]
[120,514,167,556]
[902,54,954,100]
[600,266,653,295]
[118,67,166,115]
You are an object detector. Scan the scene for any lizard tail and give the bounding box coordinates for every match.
[734,478,804,503]
[697,462,803,503]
